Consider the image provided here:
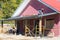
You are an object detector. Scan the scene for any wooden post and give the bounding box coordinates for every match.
[14,20,17,34]
[44,18,46,28]
[39,17,42,36]
[1,20,3,28]
[25,20,29,36]
[14,20,16,29]
[43,18,46,36]
[1,20,3,33]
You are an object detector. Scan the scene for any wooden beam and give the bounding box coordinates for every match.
[1,20,3,33]
[25,20,29,36]
[44,18,46,28]
[43,18,46,36]
[1,20,3,28]
[39,17,42,36]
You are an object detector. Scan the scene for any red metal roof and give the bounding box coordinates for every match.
[42,0,60,12]
[20,0,55,17]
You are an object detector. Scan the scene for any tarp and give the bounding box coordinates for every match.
[42,0,60,12]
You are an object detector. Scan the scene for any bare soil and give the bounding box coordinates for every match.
[0,34,59,40]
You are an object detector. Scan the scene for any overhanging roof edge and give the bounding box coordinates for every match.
[38,0,60,13]
[4,12,57,21]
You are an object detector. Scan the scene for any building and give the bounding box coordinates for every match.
[7,0,60,37]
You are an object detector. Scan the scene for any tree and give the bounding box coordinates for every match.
[0,9,3,19]
[0,0,23,19]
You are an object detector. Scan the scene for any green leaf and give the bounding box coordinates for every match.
[0,0,23,19]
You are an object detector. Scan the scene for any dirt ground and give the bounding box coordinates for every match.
[0,34,34,40]
[0,25,59,40]
[0,34,59,40]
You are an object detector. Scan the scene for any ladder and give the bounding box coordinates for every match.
[35,25,39,36]
[25,26,34,36]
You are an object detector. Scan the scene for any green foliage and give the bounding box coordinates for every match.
[0,9,3,19]
[0,0,23,19]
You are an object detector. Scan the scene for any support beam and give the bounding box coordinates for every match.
[25,20,27,36]
[39,17,42,36]
[43,18,46,36]
[1,20,3,28]
[25,20,29,36]
[1,20,3,33]
[44,18,46,28]
[13,20,16,28]
[15,20,17,34]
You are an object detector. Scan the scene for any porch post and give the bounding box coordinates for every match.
[25,20,29,36]
[15,20,17,34]
[25,20,27,36]
[15,20,17,27]
[44,18,46,28]
[1,20,3,28]
[1,20,3,33]
[39,17,42,36]
[43,18,46,36]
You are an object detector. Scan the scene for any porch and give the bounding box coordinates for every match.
[0,13,60,37]
[16,14,58,37]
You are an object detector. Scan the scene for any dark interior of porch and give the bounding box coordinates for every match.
[16,18,54,37]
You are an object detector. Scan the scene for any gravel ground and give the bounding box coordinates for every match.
[0,34,59,40]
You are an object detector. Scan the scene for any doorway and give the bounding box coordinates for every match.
[16,20,25,35]
[43,19,54,36]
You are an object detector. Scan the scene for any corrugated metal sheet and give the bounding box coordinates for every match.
[42,0,60,12]
[20,0,56,17]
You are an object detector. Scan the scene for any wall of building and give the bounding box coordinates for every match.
[59,14,60,35]
[16,20,25,35]
[20,0,55,17]
[16,14,60,37]
[15,0,60,37]
[42,14,60,37]
[52,14,59,36]
[16,19,39,36]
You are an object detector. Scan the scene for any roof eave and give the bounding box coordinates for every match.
[38,0,60,13]
[3,12,57,21]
